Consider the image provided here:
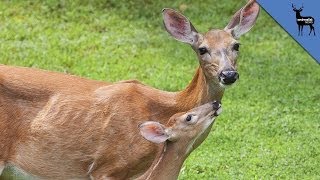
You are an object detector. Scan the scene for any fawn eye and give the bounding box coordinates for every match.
[186,115,192,122]
[233,43,240,51]
[198,47,208,55]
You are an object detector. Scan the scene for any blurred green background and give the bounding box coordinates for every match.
[0,0,319,179]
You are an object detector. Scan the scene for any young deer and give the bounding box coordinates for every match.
[0,0,259,179]
[137,101,222,180]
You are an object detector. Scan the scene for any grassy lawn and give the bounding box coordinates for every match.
[0,0,319,179]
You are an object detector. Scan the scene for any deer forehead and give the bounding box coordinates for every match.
[201,30,236,49]
[166,112,185,127]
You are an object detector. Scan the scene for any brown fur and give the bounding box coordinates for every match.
[0,65,222,179]
[0,1,259,179]
[137,102,221,180]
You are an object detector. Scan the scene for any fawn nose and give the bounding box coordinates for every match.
[212,101,222,116]
[212,101,221,110]
[220,70,239,85]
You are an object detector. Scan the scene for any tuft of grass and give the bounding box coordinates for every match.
[0,0,319,179]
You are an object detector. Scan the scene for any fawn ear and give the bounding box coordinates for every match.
[139,121,169,144]
[224,0,260,39]
[163,8,198,45]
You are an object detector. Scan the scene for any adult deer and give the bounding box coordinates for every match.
[137,101,222,180]
[292,4,316,36]
[0,0,259,179]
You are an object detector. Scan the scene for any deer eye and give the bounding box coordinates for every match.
[233,43,240,51]
[185,114,197,124]
[198,47,208,55]
[186,115,192,122]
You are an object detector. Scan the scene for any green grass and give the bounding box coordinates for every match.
[0,0,319,179]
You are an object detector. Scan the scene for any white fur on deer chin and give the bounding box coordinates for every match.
[219,82,228,89]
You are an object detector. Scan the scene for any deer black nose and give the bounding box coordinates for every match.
[220,70,239,85]
[212,101,222,116]
[212,101,221,110]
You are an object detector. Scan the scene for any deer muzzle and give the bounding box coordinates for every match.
[219,70,239,85]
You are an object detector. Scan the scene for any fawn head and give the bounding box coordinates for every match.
[139,101,222,154]
[163,0,259,87]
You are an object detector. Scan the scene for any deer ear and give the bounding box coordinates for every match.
[139,121,169,144]
[224,0,260,39]
[163,8,198,45]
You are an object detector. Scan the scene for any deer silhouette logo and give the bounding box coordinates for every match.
[292,4,316,36]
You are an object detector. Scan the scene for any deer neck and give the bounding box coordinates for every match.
[296,12,301,18]
[176,67,224,109]
[139,142,187,180]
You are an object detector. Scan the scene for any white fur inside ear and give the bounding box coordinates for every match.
[139,121,169,144]
[235,2,259,38]
[162,8,198,45]
[225,1,259,39]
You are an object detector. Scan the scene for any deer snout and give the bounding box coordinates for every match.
[211,101,221,110]
[212,101,222,116]
[219,70,239,85]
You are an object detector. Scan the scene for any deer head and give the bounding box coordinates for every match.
[138,101,222,179]
[163,0,260,87]
[139,101,222,154]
